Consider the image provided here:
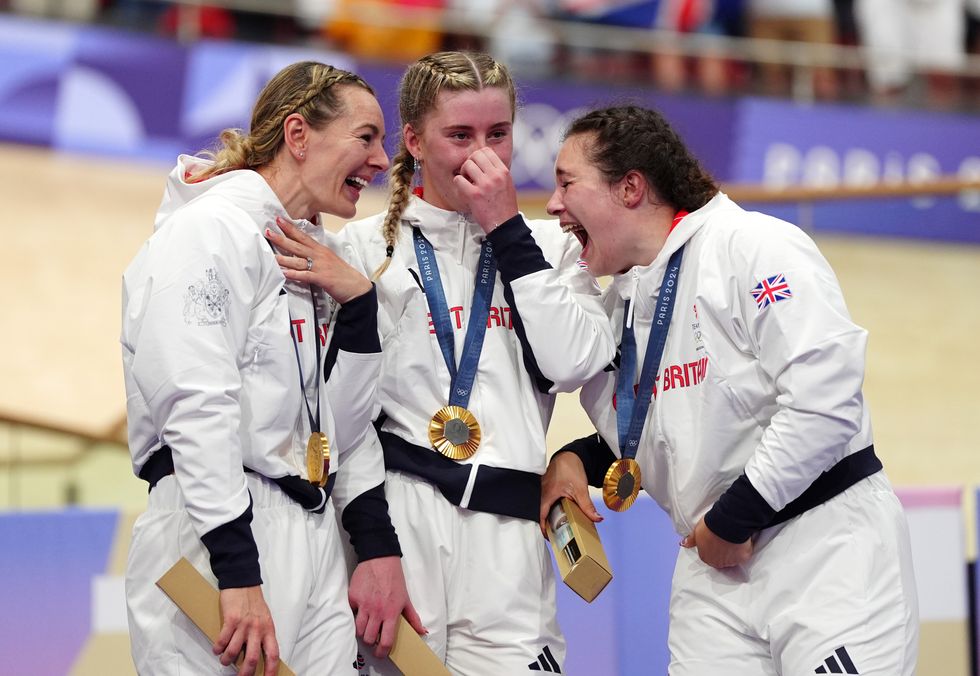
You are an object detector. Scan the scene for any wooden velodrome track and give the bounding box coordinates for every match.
[1,142,978,511]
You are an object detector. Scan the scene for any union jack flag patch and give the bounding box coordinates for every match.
[751,273,793,309]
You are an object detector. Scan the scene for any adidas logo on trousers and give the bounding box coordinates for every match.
[815,645,859,674]
[528,645,561,672]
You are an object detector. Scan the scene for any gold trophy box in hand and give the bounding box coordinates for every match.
[156,558,449,676]
[546,498,613,603]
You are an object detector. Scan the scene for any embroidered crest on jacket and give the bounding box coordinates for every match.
[183,267,230,326]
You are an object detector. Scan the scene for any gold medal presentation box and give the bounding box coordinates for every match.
[547,498,613,603]
[157,558,449,676]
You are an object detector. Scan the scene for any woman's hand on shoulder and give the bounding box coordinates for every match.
[267,216,372,304]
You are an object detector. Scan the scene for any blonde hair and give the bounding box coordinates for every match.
[189,61,373,182]
[371,51,516,280]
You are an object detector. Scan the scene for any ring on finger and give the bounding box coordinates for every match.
[305,256,313,271]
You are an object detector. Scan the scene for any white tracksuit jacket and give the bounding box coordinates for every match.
[121,156,386,587]
[579,192,880,541]
[343,196,616,518]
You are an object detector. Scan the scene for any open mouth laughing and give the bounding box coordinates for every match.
[561,221,589,251]
[345,175,369,190]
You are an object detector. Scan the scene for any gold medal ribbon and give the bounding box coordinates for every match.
[608,244,685,511]
[285,277,330,486]
[413,229,496,461]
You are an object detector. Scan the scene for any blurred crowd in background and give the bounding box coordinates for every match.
[5,0,980,110]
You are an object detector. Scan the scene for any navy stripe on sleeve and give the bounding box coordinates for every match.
[704,446,882,543]
[486,215,556,394]
[323,284,380,379]
[485,214,551,284]
[200,497,262,589]
[554,433,618,488]
[340,482,402,562]
[502,283,554,394]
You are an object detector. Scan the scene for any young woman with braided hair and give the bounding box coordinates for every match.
[123,61,418,675]
[273,50,616,675]
[541,106,919,675]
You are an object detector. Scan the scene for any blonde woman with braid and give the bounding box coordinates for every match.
[271,51,616,675]
[122,61,419,675]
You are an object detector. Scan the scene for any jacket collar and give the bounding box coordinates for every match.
[610,191,731,303]
[161,155,320,238]
[400,195,485,254]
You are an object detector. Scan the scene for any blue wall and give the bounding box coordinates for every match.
[0,499,678,674]
[3,14,978,242]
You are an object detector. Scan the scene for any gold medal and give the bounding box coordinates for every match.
[602,458,642,511]
[428,405,481,460]
[306,432,330,487]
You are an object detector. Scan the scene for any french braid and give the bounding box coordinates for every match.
[370,51,516,279]
[190,61,373,182]
[372,145,414,280]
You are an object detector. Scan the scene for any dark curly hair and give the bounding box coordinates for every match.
[564,106,717,213]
